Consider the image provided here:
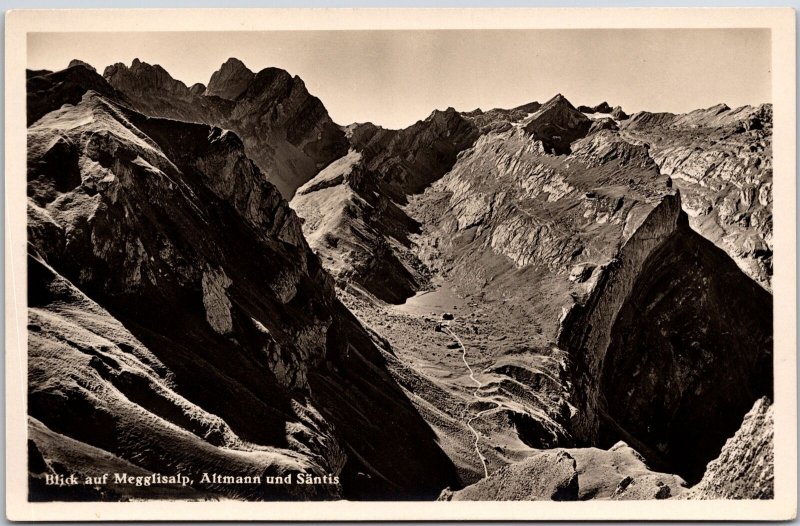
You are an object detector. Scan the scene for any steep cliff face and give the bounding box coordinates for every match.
[222,67,349,198]
[26,87,458,500]
[28,253,333,501]
[104,59,348,198]
[407,113,670,334]
[621,104,773,288]
[352,107,480,199]
[557,193,772,483]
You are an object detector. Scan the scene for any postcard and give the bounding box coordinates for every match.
[5,7,796,521]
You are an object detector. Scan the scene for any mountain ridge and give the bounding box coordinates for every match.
[25,58,775,502]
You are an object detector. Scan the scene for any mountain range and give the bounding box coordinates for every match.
[26,58,773,501]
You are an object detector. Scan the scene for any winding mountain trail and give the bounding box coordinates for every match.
[443,324,501,479]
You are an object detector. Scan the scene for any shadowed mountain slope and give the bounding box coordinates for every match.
[26,87,458,500]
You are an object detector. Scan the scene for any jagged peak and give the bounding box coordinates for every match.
[131,59,165,74]
[103,59,192,94]
[107,58,168,76]
[523,93,592,154]
[537,94,587,118]
[427,106,459,119]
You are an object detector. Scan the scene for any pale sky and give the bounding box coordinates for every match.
[28,30,771,129]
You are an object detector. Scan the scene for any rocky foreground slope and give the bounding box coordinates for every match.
[26,58,774,501]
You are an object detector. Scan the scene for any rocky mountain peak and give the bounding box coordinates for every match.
[103,59,190,96]
[523,93,592,154]
[594,101,613,113]
[426,107,465,128]
[578,101,621,115]
[206,57,255,100]
[611,106,629,120]
[67,59,95,72]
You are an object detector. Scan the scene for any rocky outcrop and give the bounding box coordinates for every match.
[68,59,96,72]
[570,441,687,500]
[440,450,579,501]
[588,118,619,134]
[440,441,688,501]
[579,102,625,117]
[611,106,629,120]
[26,64,124,125]
[685,397,774,499]
[189,83,206,95]
[594,102,613,114]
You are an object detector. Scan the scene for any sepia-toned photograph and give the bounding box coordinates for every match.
[4,7,796,521]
